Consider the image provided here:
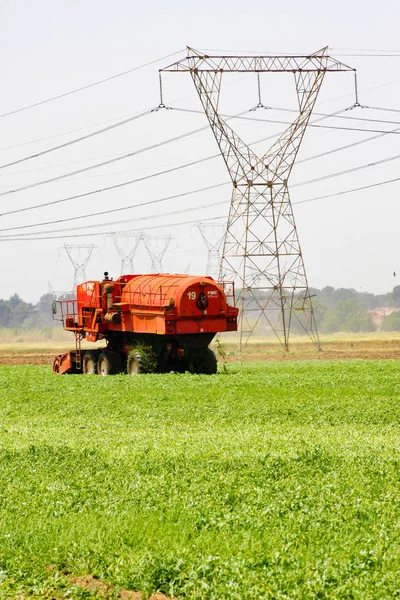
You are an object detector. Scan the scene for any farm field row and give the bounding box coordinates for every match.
[0,359,399,598]
[1,332,400,365]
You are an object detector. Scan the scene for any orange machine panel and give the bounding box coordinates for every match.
[63,274,238,338]
[120,274,226,316]
[77,281,101,308]
[115,273,235,336]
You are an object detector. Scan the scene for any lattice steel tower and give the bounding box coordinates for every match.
[161,47,354,350]
[63,244,96,291]
[111,233,142,273]
[142,235,171,272]
[198,221,225,279]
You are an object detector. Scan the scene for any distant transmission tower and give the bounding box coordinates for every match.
[198,222,225,278]
[143,235,171,272]
[111,233,142,273]
[63,244,96,291]
[161,47,354,350]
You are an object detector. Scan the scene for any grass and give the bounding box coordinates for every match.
[0,360,399,598]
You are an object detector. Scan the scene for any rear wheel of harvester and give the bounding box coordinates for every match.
[126,351,144,375]
[82,350,100,374]
[97,351,122,376]
[196,348,218,374]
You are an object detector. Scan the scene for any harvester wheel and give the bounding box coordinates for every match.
[127,351,144,375]
[97,351,122,376]
[197,348,218,374]
[82,350,100,374]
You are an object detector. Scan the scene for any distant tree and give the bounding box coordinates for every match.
[35,293,57,327]
[381,311,400,332]
[317,286,335,309]
[334,288,357,304]
[0,294,35,328]
[310,301,327,330]
[358,292,379,310]
[338,298,376,332]
[288,299,326,335]
[320,298,376,333]
[0,300,12,328]
[320,312,342,334]
[376,292,393,308]
[392,286,400,307]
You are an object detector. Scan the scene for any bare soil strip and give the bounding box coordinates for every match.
[1,336,400,366]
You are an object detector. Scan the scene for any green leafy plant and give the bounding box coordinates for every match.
[0,360,399,598]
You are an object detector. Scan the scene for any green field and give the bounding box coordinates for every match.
[0,360,399,598]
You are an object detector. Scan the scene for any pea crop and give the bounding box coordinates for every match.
[0,360,399,598]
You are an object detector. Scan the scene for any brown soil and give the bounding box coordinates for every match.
[68,574,174,599]
[1,337,400,367]
[0,353,56,366]
[231,343,400,362]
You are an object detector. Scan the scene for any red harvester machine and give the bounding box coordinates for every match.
[53,272,238,375]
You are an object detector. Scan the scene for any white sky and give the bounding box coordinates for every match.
[1,0,400,302]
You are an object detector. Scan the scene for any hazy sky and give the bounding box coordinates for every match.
[1,0,400,301]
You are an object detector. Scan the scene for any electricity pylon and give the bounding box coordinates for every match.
[142,235,171,272]
[111,233,142,273]
[63,244,96,291]
[161,47,354,350]
[198,222,225,279]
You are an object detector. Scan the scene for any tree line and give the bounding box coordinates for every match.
[1,286,400,333]
[0,293,73,330]
[309,285,400,333]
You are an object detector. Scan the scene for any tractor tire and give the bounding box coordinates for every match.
[197,348,218,374]
[82,350,100,374]
[97,351,122,376]
[126,351,144,375]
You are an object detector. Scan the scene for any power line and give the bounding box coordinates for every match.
[293,174,400,206]
[2,100,400,170]
[3,170,399,242]
[0,108,153,172]
[0,111,140,153]
[0,151,139,176]
[0,74,252,157]
[4,146,400,236]
[0,110,258,209]
[3,111,400,220]
[0,108,254,196]
[198,47,400,57]
[0,49,185,120]
[0,215,227,241]
[173,106,400,133]
[3,103,400,182]
[0,182,228,233]
[0,107,355,179]
[292,152,400,188]
[4,146,400,233]
[333,54,400,57]
[368,105,400,114]
[297,124,400,165]
[174,105,400,128]
[4,104,400,201]
[0,144,220,217]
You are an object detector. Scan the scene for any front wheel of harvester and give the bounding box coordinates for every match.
[97,351,122,376]
[126,351,144,375]
[198,348,218,374]
[82,350,100,374]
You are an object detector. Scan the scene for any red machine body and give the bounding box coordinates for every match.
[53,273,238,375]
